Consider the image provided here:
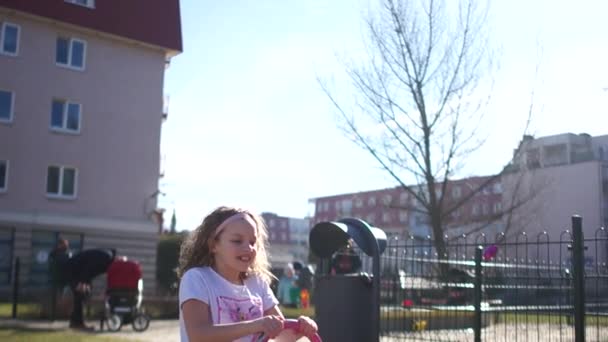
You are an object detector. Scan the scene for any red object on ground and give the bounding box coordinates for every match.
[107,258,142,289]
[300,289,310,309]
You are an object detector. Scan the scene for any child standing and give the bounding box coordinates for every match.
[178,206,317,342]
[277,263,298,308]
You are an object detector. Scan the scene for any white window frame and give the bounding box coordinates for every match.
[55,37,87,71]
[0,89,14,124]
[399,193,408,206]
[50,99,82,134]
[452,186,461,199]
[64,0,95,9]
[368,196,376,207]
[46,165,78,199]
[382,194,392,205]
[399,210,408,223]
[0,22,20,56]
[0,160,8,192]
[382,212,391,223]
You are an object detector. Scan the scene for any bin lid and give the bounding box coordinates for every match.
[309,218,387,258]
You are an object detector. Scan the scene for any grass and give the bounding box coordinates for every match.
[278,305,315,319]
[1,302,317,320]
[0,329,137,342]
[0,303,43,319]
[497,312,608,326]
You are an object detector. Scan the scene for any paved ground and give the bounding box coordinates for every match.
[2,319,606,341]
[0,318,180,342]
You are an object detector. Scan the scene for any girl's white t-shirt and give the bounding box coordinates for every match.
[179,266,279,342]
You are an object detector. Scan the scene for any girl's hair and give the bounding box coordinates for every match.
[177,206,274,284]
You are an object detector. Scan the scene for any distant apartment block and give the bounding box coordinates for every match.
[0,0,182,294]
[310,176,503,241]
[504,133,608,264]
[261,212,310,268]
[310,132,608,265]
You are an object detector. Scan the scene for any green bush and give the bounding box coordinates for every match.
[156,233,185,296]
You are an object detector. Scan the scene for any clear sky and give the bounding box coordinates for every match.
[159,0,608,232]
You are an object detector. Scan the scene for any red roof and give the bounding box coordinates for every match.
[0,0,182,53]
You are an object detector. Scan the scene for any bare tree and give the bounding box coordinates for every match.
[319,0,534,265]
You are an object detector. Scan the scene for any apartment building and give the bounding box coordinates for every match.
[261,212,310,268]
[504,133,608,264]
[310,175,504,241]
[310,132,608,266]
[0,0,182,295]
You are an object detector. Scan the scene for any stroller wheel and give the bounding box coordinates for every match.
[106,314,122,332]
[132,313,150,332]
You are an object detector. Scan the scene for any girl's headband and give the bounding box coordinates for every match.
[214,212,257,238]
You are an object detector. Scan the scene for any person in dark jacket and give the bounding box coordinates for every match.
[66,248,116,330]
[330,239,362,275]
[49,238,72,289]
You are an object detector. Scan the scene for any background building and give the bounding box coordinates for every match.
[309,176,503,241]
[0,0,182,295]
[309,132,608,267]
[504,133,608,264]
[262,212,310,269]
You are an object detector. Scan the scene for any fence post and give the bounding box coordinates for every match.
[12,257,20,319]
[572,215,586,342]
[474,246,482,342]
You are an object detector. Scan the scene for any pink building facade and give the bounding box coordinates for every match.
[0,0,181,294]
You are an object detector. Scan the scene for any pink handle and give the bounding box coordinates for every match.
[258,319,322,342]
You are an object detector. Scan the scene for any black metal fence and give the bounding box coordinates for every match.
[359,216,608,342]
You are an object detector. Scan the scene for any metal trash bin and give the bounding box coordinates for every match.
[309,218,387,342]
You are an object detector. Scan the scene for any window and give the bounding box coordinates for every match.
[56,37,86,70]
[64,0,95,8]
[493,183,503,194]
[382,195,392,205]
[0,90,14,123]
[399,193,408,206]
[51,99,81,133]
[493,202,502,213]
[341,199,352,213]
[1,22,19,56]
[355,198,363,208]
[451,186,461,199]
[382,212,391,223]
[472,204,479,216]
[46,166,77,198]
[368,196,376,207]
[0,160,7,192]
[399,210,408,223]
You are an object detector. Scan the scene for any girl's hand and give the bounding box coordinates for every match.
[297,316,318,337]
[256,315,284,338]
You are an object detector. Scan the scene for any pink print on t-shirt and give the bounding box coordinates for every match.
[217,296,263,323]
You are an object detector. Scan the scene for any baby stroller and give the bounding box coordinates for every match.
[103,256,150,332]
